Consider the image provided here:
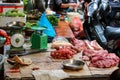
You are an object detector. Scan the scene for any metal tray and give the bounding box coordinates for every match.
[63,59,85,70]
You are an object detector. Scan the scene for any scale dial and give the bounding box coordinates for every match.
[11,33,24,48]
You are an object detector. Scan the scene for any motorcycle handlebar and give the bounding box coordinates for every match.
[88,16,92,24]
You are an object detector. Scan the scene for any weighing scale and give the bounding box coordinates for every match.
[7,22,48,57]
[6,21,26,54]
[30,26,48,50]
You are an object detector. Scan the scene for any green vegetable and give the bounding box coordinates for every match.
[18,13,25,17]
[5,12,13,17]
[0,13,4,16]
[25,22,38,29]
[11,12,18,17]
[23,0,28,6]
[11,9,18,13]
[25,22,31,29]
[5,9,25,17]
[47,15,58,26]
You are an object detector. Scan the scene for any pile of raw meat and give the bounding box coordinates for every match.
[50,46,77,59]
[71,38,120,68]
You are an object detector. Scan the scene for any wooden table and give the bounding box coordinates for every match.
[4,44,118,80]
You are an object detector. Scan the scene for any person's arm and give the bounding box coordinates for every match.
[55,0,78,9]
[60,3,70,8]
[61,3,78,9]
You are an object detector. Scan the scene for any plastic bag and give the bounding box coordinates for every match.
[38,12,56,37]
[70,17,85,38]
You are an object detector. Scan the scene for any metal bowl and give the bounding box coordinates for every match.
[63,59,85,70]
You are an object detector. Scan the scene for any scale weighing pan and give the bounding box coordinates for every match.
[6,21,25,30]
[31,26,47,30]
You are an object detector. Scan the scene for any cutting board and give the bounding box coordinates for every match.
[55,21,74,38]
[86,61,118,75]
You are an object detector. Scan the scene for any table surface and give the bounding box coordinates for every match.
[4,44,118,80]
[55,20,74,38]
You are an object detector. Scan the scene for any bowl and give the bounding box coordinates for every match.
[62,59,85,70]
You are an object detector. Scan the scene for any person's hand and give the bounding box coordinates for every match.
[69,3,79,9]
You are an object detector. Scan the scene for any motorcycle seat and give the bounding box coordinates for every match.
[104,26,120,39]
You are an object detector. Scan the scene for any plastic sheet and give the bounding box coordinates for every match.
[38,12,56,37]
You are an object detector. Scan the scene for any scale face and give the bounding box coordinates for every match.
[11,33,24,48]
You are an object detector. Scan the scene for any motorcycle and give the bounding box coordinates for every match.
[83,0,120,57]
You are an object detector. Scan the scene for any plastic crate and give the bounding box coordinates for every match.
[0,16,26,27]
[0,1,24,13]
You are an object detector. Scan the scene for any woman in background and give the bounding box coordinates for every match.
[49,0,79,14]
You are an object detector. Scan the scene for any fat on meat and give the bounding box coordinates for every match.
[71,38,86,47]
[90,60,104,68]
[82,49,108,58]
[101,59,110,68]
[107,59,116,67]
[71,38,87,51]
[70,38,103,52]
[91,56,103,63]
[84,40,94,50]
[90,53,119,68]
[106,53,120,63]
[90,40,103,50]
[92,50,108,57]
[103,59,112,68]
[84,40,103,50]
[82,55,90,61]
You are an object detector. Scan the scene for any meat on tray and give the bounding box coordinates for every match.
[82,49,120,68]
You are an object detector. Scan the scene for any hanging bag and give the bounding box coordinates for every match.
[38,12,56,37]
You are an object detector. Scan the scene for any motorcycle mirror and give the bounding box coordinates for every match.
[94,0,101,5]
[101,1,108,11]
[87,2,98,17]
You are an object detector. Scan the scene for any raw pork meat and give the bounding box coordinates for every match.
[82,49,120,68]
